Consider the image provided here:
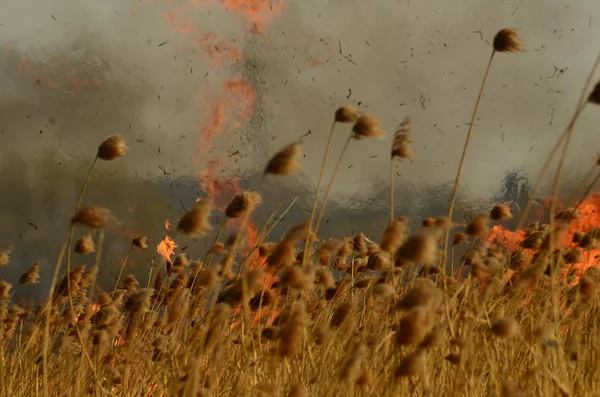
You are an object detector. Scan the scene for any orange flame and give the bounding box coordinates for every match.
[157,219,177,263]
[488,194,600,278]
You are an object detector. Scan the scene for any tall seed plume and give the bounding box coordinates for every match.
[391,117,415,160]
[390,117,414,221]
[264,142,302,176]
[19,262,40,285]
[177,201,212,237]
[97,134,128,160]
[441,27,523,269]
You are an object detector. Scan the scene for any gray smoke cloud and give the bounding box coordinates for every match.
[1,0,600,292]
[2,1,599,196]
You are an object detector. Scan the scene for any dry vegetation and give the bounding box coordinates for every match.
[2,29,600,397]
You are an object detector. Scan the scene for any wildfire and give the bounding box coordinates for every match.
[488,194,600,277]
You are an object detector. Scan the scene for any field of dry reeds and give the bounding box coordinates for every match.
[2,28,600,397]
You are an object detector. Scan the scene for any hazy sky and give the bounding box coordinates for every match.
[1,0,600,206]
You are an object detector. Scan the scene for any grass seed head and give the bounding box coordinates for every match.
[490,204,513,221]
[381,216,408,254]
[264,142,302,175]
[588,81,600,105]
[0,281,12,299]
[177,201,212,237]
[132,235,148,248]
[19,262,40,285]
[493,28,524,53]
[335,106,359,123]
[124,288,154,313]
[391,117,415,159]
[352,114,384,140]
[74,233,95,254]
[466,214,490,239]
[491,317,519,338]
[0,247,13,267]
[452,232,468,246]
[395,308,434,346]
[97,134,128,160]
[71,206,113,229]
[396,229,441,265]
[225,191,262,218]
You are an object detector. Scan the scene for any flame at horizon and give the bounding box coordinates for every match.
[488,194,600,279]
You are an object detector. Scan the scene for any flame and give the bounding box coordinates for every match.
[220,0,284,34]
[488,194,600,278]
[157,219,177,263]
[157,236,177,263]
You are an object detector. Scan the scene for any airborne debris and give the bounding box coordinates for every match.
[158,41,168,47]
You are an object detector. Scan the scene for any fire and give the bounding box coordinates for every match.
[488,194,600,278]
[157,220,178,263]
[157,236,178,264]
[220,0,284,34]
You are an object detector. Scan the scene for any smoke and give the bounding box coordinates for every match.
[1,0,600,281]
[2,0,600,190]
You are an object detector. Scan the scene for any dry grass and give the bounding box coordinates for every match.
[2,29,600,397]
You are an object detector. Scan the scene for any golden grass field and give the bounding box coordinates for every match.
[2,28,600,397]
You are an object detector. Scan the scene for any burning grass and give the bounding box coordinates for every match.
[3,28,600,397]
